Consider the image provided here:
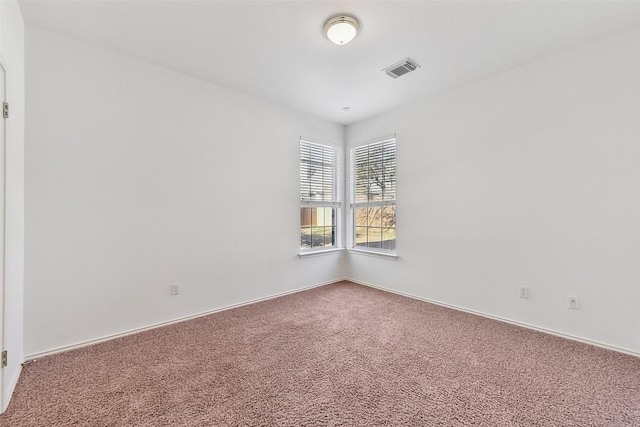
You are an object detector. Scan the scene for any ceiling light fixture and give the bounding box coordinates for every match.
[324,14,360,45]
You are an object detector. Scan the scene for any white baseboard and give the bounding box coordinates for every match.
[25,278,347,361]
[26,277,638,361]
[348,278,640,359]
[1,363,22,414]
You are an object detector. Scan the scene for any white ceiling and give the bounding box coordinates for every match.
[18,0,640,125]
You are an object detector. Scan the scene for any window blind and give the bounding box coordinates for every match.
[351,137,396,206]
[300,140,341,207]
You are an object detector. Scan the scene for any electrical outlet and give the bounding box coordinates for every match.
[568,296,578,310]
[170,283,181,296]
[519,286,529,299]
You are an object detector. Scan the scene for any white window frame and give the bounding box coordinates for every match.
[349,135,397,257]
[299,138,342,254]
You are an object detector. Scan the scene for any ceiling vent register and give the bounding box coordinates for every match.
[383,58,420,79]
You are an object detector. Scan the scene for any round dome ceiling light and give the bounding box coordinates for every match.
[324,14,360,45]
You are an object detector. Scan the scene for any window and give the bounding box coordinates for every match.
[300,139,341,251]
[350,137,396,252]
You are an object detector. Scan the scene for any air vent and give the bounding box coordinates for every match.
[383,58,420,79]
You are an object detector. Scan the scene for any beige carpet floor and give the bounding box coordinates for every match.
[1,281,639,426]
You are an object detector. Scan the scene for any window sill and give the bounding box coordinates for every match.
[298,248,345,259]
[348,248,399,260]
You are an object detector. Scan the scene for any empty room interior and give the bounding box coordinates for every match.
[0,0,638,425]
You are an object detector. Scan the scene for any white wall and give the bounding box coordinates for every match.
[0,0,24,412]
[346,29,640,354]
[25,26,344,356]
[24,23,640,358]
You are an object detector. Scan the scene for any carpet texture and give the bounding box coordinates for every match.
[1,281,639,426]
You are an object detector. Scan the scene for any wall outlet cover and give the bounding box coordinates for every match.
[170,283,181,296]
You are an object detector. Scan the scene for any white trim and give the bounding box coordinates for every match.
[350,201,395,208]
[1,363,20,413]
[349,278,640,359]
[25,278,348,361]
[300,135,342,149]
[299,248,344,258]
[347,133,396,149]
[348,248,398,260]
[300,201,341,208]
[25,277,637,362]
[0,60,7,414]
[300,138,343,248]
[348,136,397,255]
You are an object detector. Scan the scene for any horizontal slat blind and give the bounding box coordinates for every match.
[351,137,396,205]
[300,140,341,206]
